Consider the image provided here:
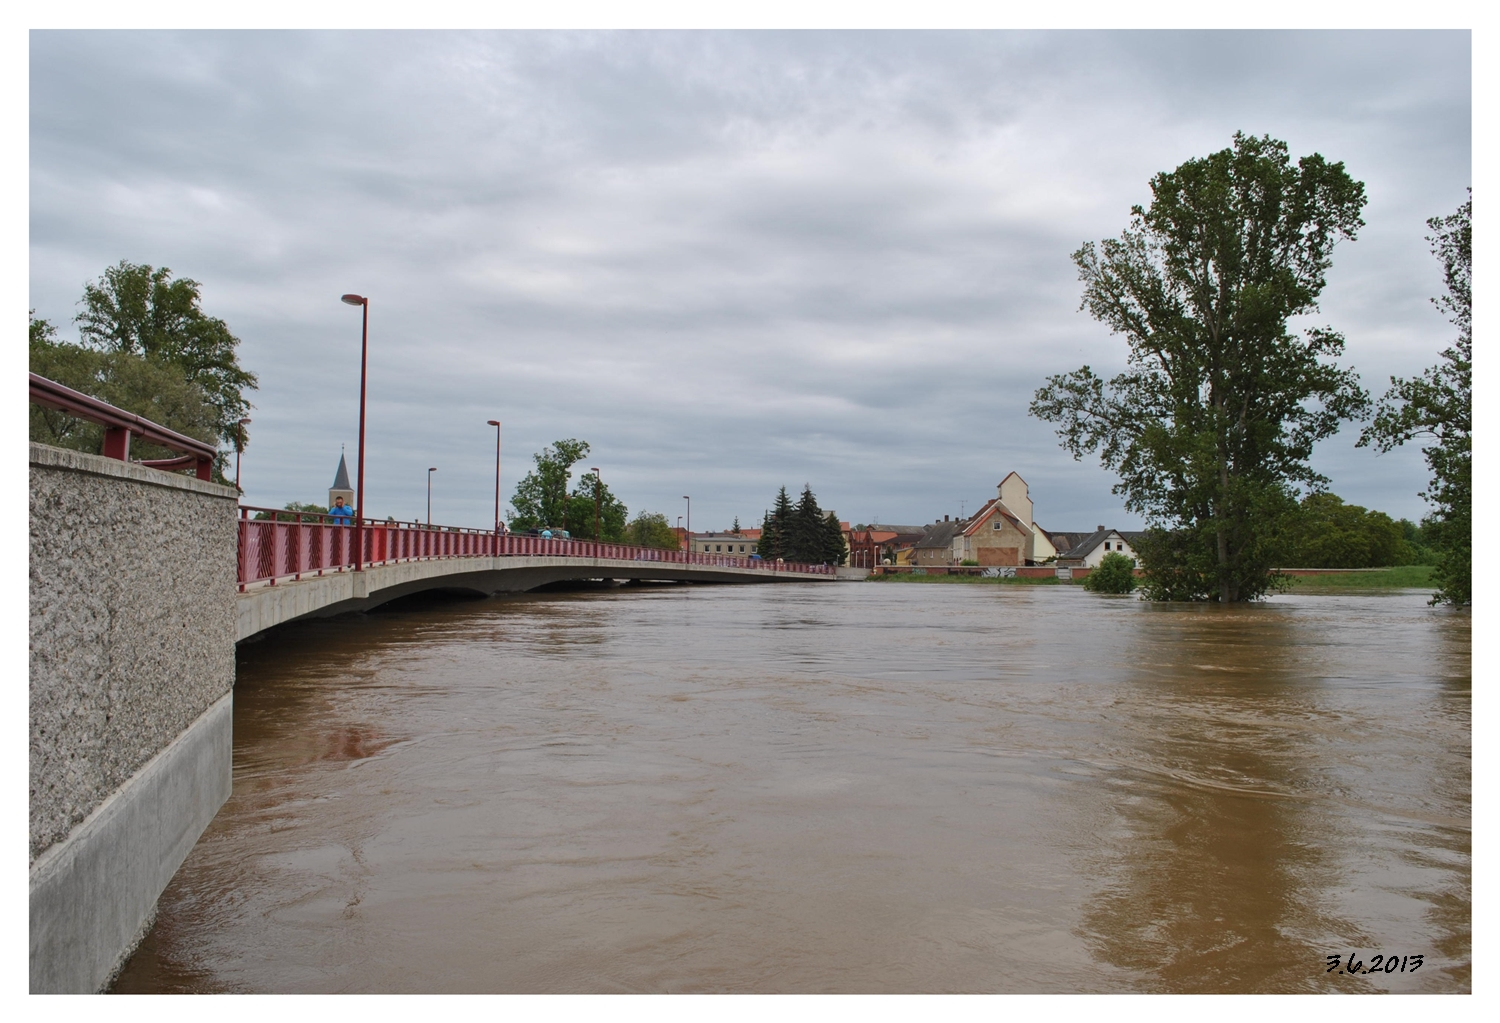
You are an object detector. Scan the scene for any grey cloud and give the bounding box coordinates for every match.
[30,30,1469,532]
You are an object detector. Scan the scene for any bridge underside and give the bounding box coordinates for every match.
[237,555,831,642]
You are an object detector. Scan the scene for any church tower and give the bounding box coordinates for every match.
[328,450,354,511]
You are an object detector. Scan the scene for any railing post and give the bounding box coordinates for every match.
[102,426,131,461]
[237,507,247,591]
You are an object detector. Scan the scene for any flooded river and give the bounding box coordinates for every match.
[112,582,1469,993]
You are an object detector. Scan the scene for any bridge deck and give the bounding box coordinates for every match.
[236,553,833,642]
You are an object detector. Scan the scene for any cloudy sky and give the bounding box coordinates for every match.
[29,30,1470,532]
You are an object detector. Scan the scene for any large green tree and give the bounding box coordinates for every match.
[1030,133,1370,602]
[509,439,588,530]
[508,439,626,539]
[73,261,257,449]
[1358,194,1471,606]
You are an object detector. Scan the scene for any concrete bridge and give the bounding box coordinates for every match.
[235,510,835,641]
[238,551,834,640]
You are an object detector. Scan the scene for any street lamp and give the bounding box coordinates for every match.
[683,495,690,554]
[487,420,502,540]
[340,294,369,570]
[427,467,437,526]
[591,467,602,542]
[233,417,251,494]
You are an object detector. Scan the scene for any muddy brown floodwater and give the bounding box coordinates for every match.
[112,583,1470,993]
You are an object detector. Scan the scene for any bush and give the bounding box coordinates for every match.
[1083,552,1137,594]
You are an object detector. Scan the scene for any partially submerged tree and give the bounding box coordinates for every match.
[1083,551,1137,594]
[1031,133,1369,602]
[1359,193,1471,606]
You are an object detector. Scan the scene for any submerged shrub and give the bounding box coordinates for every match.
[1083,552,1137,594]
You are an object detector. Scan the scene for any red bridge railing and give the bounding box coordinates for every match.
[237,507,835,589]
[30,372,218,480]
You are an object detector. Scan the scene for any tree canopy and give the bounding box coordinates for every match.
[1358,192,1471,606]
[508,439,626,540]
[1030,133,1369,602]
[625,511,681,549]
[74,261,257,450]
[1278,493,1415,569]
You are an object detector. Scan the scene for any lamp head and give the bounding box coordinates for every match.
[429,467,437,473]
[487,420,500,427]
[341,294,366,306]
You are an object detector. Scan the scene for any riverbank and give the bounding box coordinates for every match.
[864,565,1436,592]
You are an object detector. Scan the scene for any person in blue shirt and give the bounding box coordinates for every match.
[328,496,354,524]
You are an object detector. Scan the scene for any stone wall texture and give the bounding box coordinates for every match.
[29,443,238,863]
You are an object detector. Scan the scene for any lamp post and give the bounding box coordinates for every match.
[487,420,502,543]
[427,467,437,526]
[683,495,690,555]
[591,467,602,542]
[340,294,369,571]
[233,417,251,494]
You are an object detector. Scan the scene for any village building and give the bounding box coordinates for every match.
[913,473,1057,567]
[1053,527,1144,568]
[691,532,759,556]
[846,523,926,568]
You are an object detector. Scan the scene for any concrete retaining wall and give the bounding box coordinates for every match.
[29,443,238,992]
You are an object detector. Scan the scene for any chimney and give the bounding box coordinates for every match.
[944,514,950,522]
[1097,525,1105,531]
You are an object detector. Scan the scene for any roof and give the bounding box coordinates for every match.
[960,497,1025,537]
[914,520,963,549]
[331,452,352,491]
[1058,527,1144,561]
[863,524,929,538]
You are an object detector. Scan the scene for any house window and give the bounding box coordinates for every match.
[716,545,722,552]
[993,519,1003,529]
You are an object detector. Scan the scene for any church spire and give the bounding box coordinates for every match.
[331,450,352,491]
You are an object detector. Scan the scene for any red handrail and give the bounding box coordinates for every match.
[30,372,218,481]
[236,506,836,589]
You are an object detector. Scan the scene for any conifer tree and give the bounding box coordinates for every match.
[790,484,824,562]
[759,487,794,560]
[821,511,848,565]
